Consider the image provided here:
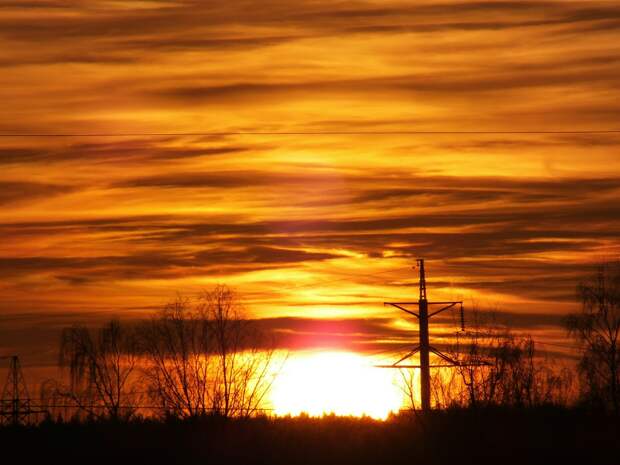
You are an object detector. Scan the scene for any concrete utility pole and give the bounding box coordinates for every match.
[378,259,467,411]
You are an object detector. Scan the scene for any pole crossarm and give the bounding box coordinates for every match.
[377,364,468,369]
[384,302,419,318]
[376,361,491,369]
[385,301,463,319]
[429,346,460,365]
[428,301,462,318]
[391,346,421,366]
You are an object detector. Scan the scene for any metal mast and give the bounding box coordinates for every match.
[1,355,34,425]
[379,259,469,411]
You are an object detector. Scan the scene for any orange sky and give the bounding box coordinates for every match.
[1,0,620,366]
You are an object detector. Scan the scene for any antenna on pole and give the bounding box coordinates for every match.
[417,258,427,301]
[377,259,487,411]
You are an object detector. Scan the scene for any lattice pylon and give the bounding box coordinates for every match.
[1,355,33,425]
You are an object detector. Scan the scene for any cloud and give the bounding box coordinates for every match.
[146,62,619,104]
[0,0,618,361]
[0,181,75,205]
[0,173,617,307]
[1,311,572,368]
[0,245,343,284]
[119,35,306,52]
[0,140,250,165]
[114,170,348,190]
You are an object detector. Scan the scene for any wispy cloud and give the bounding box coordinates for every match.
[0,0,618,362]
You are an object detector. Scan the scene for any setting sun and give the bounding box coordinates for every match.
[270,351,404,419]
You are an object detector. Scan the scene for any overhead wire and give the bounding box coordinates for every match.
[0,130,619,137]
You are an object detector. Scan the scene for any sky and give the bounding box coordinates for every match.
[1,0,620,370]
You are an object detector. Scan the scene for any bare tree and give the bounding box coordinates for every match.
[137,295,212,418]
[454,310,572,408]
[452,311,509,408]
[430,367,462,409]
[139,285,279,418]
[566,261,620,413]
[398,368,419,413]
[398,364,464,411]
[395,307,573,411]
[205,285,277,418]
[56,319,139,420]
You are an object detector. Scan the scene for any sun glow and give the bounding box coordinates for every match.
[270,351,404,420]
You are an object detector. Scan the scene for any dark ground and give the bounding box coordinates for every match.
[1,408,618,465]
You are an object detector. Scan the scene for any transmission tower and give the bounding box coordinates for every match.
[378,259,485,411]
[0,355,37,425]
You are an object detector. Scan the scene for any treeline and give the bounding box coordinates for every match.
[2,409,619,465]
[36,262,620,421]
[40,285,279,421]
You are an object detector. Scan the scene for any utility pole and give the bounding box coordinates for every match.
[0,355,37,425]
[378,259,476,411]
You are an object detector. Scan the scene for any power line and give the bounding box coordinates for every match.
[0,130,619,137]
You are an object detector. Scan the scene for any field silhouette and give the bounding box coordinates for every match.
[1,408,618,465]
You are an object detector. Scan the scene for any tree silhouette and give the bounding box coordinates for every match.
[205,285,278,417]
[566,261,620,413]
[137,295,212,417]
[395,308,574,410]
[455,310,572,408]
[55,319,139,420]
[138,285,279,418]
